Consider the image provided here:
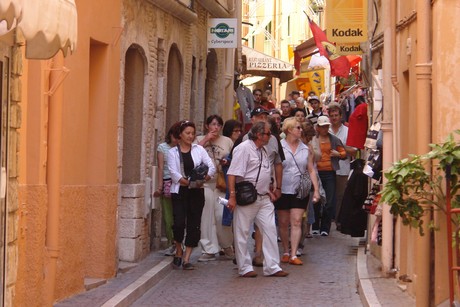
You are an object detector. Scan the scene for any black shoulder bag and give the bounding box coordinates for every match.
[235,150,262,206]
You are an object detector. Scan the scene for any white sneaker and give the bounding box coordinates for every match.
[312,230,320,235]
[164,245,176,256]
[320,231,329,236]
[296,248,303,257]
[198,253,216,262]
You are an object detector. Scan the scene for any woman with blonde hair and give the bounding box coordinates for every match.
[274,117,320,265]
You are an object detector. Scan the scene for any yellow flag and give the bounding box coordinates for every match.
[305,68,325,95]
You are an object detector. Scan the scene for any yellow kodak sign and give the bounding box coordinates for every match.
[326,0,368,43]
[336,42,363,55]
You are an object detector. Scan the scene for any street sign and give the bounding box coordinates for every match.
[208,18,237,48]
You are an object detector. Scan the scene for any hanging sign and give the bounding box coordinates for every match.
[326,0,368,43]
[336,42,364,55]
[208,18,237,48]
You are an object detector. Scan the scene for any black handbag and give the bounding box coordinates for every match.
[235,150,262,206]
[235,181,258,206]
[177,145,209,189]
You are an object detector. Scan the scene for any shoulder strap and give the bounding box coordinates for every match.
[177,144,186,178]
[285,147,307,175]
[254,149,263,184]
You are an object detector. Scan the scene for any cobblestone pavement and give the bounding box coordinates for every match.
[132,228,363,307]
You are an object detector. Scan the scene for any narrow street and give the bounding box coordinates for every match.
[132,228,363,307]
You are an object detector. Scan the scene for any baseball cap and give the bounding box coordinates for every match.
[308,95,320,102]
[251,107,269,117]
[317,116,331,126]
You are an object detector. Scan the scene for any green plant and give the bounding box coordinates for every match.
[380,130,460,235]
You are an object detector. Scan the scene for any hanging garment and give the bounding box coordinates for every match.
[346,103,368,149]
[235,85,254,125]
[338,159,368,237]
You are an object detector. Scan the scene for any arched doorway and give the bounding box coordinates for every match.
[205,49,218,118]
[166,45,183,129]
[119,45,148,262]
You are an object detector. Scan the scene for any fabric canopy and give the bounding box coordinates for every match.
[241,46,294,83]
[0,0,22,30]
[0,0,77,59]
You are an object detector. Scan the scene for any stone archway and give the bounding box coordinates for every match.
[119,44,149,262]
[166,45,183,129]
[205,49,218,118]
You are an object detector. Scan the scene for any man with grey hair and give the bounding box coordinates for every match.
[227,122,288,278]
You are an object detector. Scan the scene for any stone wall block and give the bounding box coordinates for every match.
[12,46,23,76]
[7,211,18,242]
[119,237,142,262]
[119,197,144,219]
[6,244,18,285]
[10,104,22,129]
[8,131,18,178]
[7,181,18,212]
[120,184,145,198]
[10,77,22,103]
[119,218,143,238]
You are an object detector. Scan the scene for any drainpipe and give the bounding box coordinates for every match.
[414,0,432,306]
[43,54,64,306]
[380,0,395,275]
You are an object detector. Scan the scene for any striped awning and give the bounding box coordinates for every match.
[0,0,77,59]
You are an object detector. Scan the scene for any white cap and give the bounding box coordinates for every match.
[317,116,331,126]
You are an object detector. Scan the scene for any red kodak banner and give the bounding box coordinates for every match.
[308,16,351,78]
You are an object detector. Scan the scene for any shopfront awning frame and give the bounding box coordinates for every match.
[241,46,294,83]
[0,0,78,59]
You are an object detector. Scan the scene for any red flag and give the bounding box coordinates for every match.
[308,17,351,78]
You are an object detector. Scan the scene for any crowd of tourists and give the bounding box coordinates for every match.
[154,88,367,277]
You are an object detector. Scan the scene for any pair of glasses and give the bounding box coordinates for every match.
[261,131,271,136]
[180,120,190,127]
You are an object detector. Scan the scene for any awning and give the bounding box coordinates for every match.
[241,46,294,83]
[0,0,77,59]
[0,0,22,30]
[240,76,265,86]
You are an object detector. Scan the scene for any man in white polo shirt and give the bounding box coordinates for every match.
[227,122,288,278]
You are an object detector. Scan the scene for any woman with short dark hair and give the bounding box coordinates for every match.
[168,120,216,270]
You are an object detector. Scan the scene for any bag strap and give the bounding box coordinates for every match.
[284,146,307,176]
[254,149,263,185]
[177,144,186,178]
[372,108,383,125]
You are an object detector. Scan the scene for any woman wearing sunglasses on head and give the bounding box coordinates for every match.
[167,120,216,270]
